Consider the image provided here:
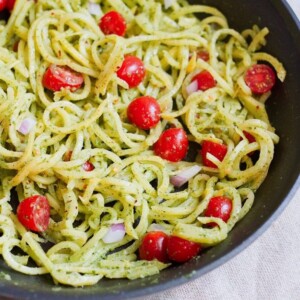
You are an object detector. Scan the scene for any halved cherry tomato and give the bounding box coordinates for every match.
[0,0,7,11]
[192,70,216,91]
[244,64,276,94]
[201,140,228,168]
[6,0,15,11]
[166,236,201,263]
[117,55,146,88]
[154,128,189,162]
[99,11,126,37]
[17,195,50,232]
[243,131,256,143]
[42,64,84,92]
[205,196,232,226]
[82,161,95,171]
[127,96,161,130]
[197,50,209,62]
[139,231,169,263]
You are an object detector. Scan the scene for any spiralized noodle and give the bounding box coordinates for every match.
[0,0,286,286]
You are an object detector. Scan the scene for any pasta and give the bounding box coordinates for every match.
[0,0,286,286]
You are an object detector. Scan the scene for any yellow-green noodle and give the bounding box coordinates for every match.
[0,0,286,286]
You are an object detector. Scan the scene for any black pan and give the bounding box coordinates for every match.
[0,0,299,299]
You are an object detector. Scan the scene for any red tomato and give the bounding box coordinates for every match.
[99,11,126,37]
[6,0,14,11]
[0,0,7,11]
[192,70,216,91]
[244,64,276,94]
[205,196,233,226]
[17,195,50,232]
[139,231,169,263]
[154,128,189,162]
[197,50,209,62]
[117,55,146,88]
[166,236,201,263]
[201,140,228,168]
[243,131,256,143]
[82,161,95,171]
[127,96,161,130]
[42,64,84,92]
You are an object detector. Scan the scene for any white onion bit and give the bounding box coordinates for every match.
[88,2,101,16]
[18,118,36,135]
[102,223,125,244]
[186,80,198,96]
[170,165,202,187]
[164,0,174,9]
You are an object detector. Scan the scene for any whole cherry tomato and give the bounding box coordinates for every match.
[166,235,201,263]
[205,196,233,226]
[0,0,7,11]
[99,11,126,37]
[154,128,189,162]
[17,195,50,232]
[192,70,216,91]
[117,55,146,88]
[127,96,161,130]
[244,64,276,94]
[42,64,84,92]
[139,231,169,263]
[201,140,228,168]
[6,0,15,11]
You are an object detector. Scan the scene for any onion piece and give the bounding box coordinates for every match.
[102,223,125,244]
[88,2,101,16]
[186,80,198,96]
[164,0,173,9]
[147,223,166,233]
[170,165,201,187]
[18,118,36,135]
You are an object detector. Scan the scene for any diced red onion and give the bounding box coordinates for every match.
[18,118,36,135]
[88,2,101,15]
[102,223,125,244]
[170,165,201,187]
[147,223,166,233]
[186,80,198,96]
[164,0,173,9]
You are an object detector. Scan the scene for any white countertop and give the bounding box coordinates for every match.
[142,1,300,299]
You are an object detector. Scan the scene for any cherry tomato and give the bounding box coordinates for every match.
[17,195,50,232]
[154,128,189,162]
[63,150,73,162]
[192,70,216,91]
[42,64,84,92]
[117,55,146,88]
[197,50,209,62]
[205,196,232,226]
[127,96,161,130]
[82,161,95,171]
[201,140,228,168]
[139,231,169,263]
[166,236,201,263]
[0,0,7,11]
[244,64,276,94]
[99,11,126,37]
[243,131,256,143]
[6,0,14,11]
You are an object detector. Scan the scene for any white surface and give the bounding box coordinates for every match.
[141,1,300,299]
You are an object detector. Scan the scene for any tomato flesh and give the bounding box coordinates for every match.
[0,0,7,11]
[99,11,126,37]
[82,161,95,172]
[205,196,233,226]
[197,50,209,62]
[244,64,276,94]
[139,231,169,263]
[117,55,146,88]
[243,131,256,143]
[192,70,216,91]
[17,195,50,232]
[154,128,189,162]
[127,96,161,130]
[201,140,228,168]
[42,64,84,92]
[167,236,201,263]
[6,0,14,11]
